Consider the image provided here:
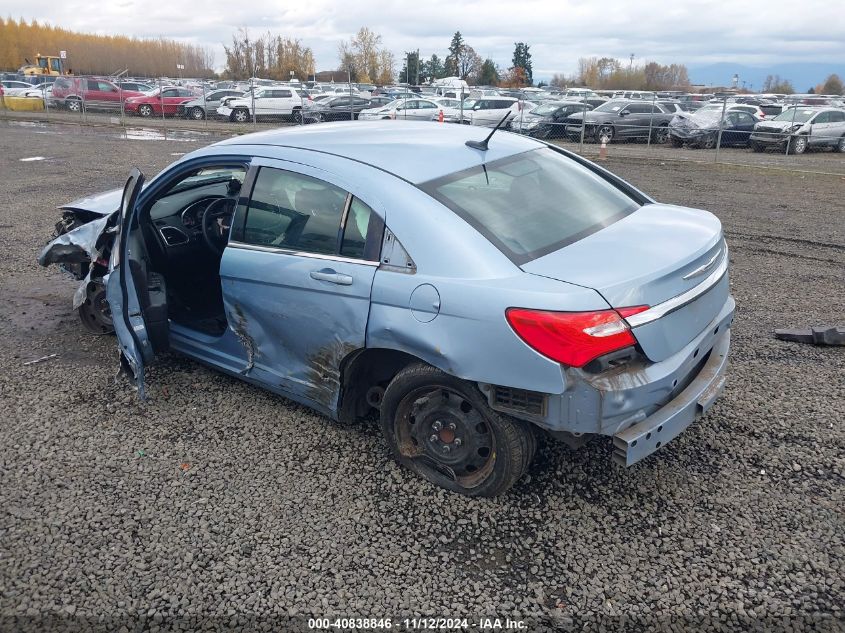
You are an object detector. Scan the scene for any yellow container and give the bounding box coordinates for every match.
[4,96,46,112]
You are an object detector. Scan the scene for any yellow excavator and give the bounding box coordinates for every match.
[19,54,71,76]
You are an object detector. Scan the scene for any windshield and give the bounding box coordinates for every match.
[462,99,477,109]
[421,148,639,264]
[531,103,562,116]
[592,100,626,113]
[691,109,722,123]
[773,108,815,122]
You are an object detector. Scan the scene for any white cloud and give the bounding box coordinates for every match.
[7,0,845,77]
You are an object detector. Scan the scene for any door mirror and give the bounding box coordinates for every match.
[619,110,629,116]
[473,103,482,110]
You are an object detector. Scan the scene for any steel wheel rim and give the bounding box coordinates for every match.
[394,385,496,489]
[78,285,113,334]
[192,107,204,120]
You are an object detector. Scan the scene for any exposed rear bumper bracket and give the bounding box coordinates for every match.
[612,329,731,467]
[774,326,845,346]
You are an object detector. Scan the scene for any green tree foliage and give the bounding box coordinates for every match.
[444,31,465,77]
[399,50,421,84]
[511,42,532,85]
[0,17,213,76]
[477,58,500,86]
[422,54,446,82]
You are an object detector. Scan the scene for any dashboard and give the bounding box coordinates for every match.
[149,180,239,250]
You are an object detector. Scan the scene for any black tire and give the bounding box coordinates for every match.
[231,108,250,123]
[652,125,669,144]
[138,104,153,117]
[77,282,114,335]
[670,136,684,148]
[701,134,717,150]
[65,97,82,113]
[750,141,764,152]
[595,124,614,144]
[293,108,303,123]
[190,106,205,120]
[834,136,845,153]
[380,364,534,497]
[788,135,808,155]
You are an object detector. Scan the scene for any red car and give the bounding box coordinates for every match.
[124,87,196,117]
[51,76,144,112]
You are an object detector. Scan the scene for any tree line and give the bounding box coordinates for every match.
[0,17,214,76]
[223,29,315,81]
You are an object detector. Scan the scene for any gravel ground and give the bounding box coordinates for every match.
[0,124,843,632]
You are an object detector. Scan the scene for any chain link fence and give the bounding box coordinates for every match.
[2,74,843,173]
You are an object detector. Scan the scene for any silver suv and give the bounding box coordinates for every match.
[750,107,845,154]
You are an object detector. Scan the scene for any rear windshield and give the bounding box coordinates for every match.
[420,148,640,264]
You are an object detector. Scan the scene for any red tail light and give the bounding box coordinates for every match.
[506,306,649,368]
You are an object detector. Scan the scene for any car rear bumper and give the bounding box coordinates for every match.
[482,294,735,465]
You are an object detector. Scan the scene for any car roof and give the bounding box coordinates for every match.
[213,121,543,184]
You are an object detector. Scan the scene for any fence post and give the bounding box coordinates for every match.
[202,81,208,129]
[714,97,727,164]
[81,78,87,124]
[579,100,587,154]
[785,105,798,156]
[251,77,256,127]
[159,77,166,139]
[348,69,354,121]
[646,93,655,149]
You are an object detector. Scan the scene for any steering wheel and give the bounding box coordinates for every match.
[201,197,237,255]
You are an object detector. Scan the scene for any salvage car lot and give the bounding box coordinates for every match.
[0,124,843,629]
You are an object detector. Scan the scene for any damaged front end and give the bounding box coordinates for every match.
[38,190,122,333]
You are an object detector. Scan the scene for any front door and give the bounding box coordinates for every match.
[220,159,383,416]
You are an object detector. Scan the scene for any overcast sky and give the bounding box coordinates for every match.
[8,0,845,79]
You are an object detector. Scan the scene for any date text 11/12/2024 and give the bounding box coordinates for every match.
[307,617,527,630]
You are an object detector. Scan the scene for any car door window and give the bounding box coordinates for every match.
[162,89,179,97]
[340,198,374,259]
[97,81,116,92]
[828,111,845,123]
[242,168,347,255]
[277,90,293,98]
[812,112,830,124]
[735,112,754,126]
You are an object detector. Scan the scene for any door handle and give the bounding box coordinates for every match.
[310,268,353,285]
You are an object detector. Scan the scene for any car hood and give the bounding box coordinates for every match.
[670,116,714,131]
[59,188,124,217]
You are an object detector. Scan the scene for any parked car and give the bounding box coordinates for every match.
[39,121,734,497]
[124,87,196,117]
[302,96,375,123]
[50,76,145,112]
[216,87,306,123]
[1,80,35,95]
[510,101,593,139]
[178,90,245,120]
[118,81,154,93]
[447,97,519,127]
[749,107,845,154]
[565,100,675,143]
[358,98,442,121]
[669,108,758,148]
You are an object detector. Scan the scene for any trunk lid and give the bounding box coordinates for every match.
[521,204,728,362]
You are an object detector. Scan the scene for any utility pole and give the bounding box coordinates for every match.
[629,54,634,71]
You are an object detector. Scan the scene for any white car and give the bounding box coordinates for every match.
[216,87,306,123]
[444,97,519,127]
[358,98,442,121]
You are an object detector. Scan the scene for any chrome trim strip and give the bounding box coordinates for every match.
[226,240,379,266]
[683,247,722,279]
[626,248,728,328]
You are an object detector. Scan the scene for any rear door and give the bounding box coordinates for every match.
[221,159,384,415]
[106,168,170,397]
[808,111,830,146]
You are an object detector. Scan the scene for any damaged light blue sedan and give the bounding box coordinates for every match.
[40,121,734,497]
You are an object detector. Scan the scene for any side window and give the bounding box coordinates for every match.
[277,90,293,98]
[86,79,100,91]
[97,81,116,92]
[812,112,830,124]
[737,112,754,125]
[829,111,845,123]
[243,168,347,255]
[340,198,374,259]
[162,89,178,97]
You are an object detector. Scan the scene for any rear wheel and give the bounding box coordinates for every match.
[750,141,764,152]
[380,364,534,497]
[293,108,303,123]
[834,136,845,153]
[190,106,205,120]
[789,135,808,155]
[138,104,153,117]
[595,125,614,144]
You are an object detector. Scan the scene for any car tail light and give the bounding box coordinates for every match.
[506,306,649,368]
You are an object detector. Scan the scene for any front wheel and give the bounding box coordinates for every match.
[670,136,684,148]
[190,106,205,120]
[789,135,808,155]
[138,104,153,117]
[380,364,535,497]
[750,141,765,153]
[231,108,250,123]
[652,125,669,144]
[701,134,717,150]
